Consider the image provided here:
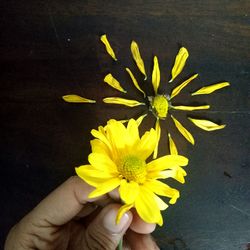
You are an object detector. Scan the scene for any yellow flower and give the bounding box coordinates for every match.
[76,119,188,226]
[100,34,230,157]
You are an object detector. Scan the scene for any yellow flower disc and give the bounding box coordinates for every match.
[151,95,169,119]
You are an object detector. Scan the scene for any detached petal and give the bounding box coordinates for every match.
[153,119,161,159]
[100,34,117,61]
[152,56,160,94]
[192,82,230,95]
[131,41,147,80]
[168,133,178,155]
[171,115,195,145]
[62,95,96,103]
[103,97,145,107]
[119,179,139,204]
[188,117,226,131]
[104,73,127,93]
[126,68,146,97]
[170,74,198,99]
[169,47,189,83]
[136,114,148,126]
[116,203,134,224]
[172,105,210,111]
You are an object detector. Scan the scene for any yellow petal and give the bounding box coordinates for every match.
[103,97,145,107]
[136,114,147,127]
[88,178,121,199]
[135,186,163,226]
[62,95,96,103]
[169,47,189,83]
[126,68,146,97]
[119,180,139,204]
[170,74,198,99]
[171,105,210,111]
[154,195,169,211]
[131,41,147,80]
[171,115,194,145]
[188,117,226,131]
[104,73,127,93]
[90,139,111,157]
[91,129,112,151]
[153,119,161,159]
[100,34,117,61]
[192,82,230,96]
[152,56,160,94]
[116,203,134,224]
[168,133,178,155]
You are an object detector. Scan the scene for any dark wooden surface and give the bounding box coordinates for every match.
[1,1,250,249]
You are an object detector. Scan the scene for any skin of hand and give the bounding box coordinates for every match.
[5,176,159,250]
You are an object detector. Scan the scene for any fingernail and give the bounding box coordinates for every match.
[103,208,130,233]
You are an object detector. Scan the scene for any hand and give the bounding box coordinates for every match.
[5,176,159,250]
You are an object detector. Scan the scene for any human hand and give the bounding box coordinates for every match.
[5,176,159,250]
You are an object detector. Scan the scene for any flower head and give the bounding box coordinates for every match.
[76,119,188,226]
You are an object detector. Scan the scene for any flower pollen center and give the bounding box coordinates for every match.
[118,155,147,184]
[150,95,169,119]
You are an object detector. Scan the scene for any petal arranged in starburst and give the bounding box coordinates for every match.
[152,56,160,94]
[153,119,161,159]
[103,97,145,107]
[62,95,96,103]
[126,67,146,97]
[135,113,148,126]
[131,41,147,80]
[169,47,189,83]
[100,34,117,61]
[188,117,226,131]
[168,133,178,155]
[170,74,198,99]
[171,115,195,145]
[171,105,210,111]
[192,82,230,95]
[104,73,127,93]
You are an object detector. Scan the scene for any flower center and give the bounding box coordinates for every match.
[150,95,169,119]
[118,155,147,184]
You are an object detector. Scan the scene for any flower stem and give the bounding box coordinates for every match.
[118,237,123,250]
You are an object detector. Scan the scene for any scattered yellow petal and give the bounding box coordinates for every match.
[170,74,198,99]
[152,56,160,94]
[62,95,96,103]
[153,119,161,159]
[171,105,210,111]
[192,82,230,96]
[104,73,127,93]
[171,115,194,145]
[168,133,178,155]
[188,117,226,131]
[131,41,147,80]
[169,47,189,83]
[136,114,147,126]
[116,203,134,224]
[126,67,146,97]
[103,97,145,107]
[100,34,117,61]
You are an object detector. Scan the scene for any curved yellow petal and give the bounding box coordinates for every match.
[168,133,178,155]
[152,56,160,94]
[88,177,121,199]
[188,117,226,131]
[135,186,163,226]
[153,119,161,159]
[62,95,96,103]
[171,115,194,145]
[103,97,145,107]
[119,179,139,204]
[91,129,112,151]
[127,119,140,145]
[126,68,146,97]
[171,105,210,111]
[131,41,147,80]
[136,114,147,127]
[169,47,189,83]
[148,168,186,183]
[104,73,127,93]
[192,82,230,96]
[100,34,117,61]
[154,195,169,211]
[90,139,111,156]
[170,74,198,99]
[116,203,134,224]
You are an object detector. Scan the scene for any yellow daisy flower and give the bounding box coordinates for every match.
[101,34,230,157]
[76,119,188,226]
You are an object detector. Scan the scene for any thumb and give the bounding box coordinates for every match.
[84,204,132,250]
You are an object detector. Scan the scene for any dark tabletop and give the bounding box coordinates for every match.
[1,1,250,249]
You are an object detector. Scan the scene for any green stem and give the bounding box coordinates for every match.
[118,237,123,250]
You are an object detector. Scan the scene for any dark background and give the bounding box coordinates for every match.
[1,1,250,249]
